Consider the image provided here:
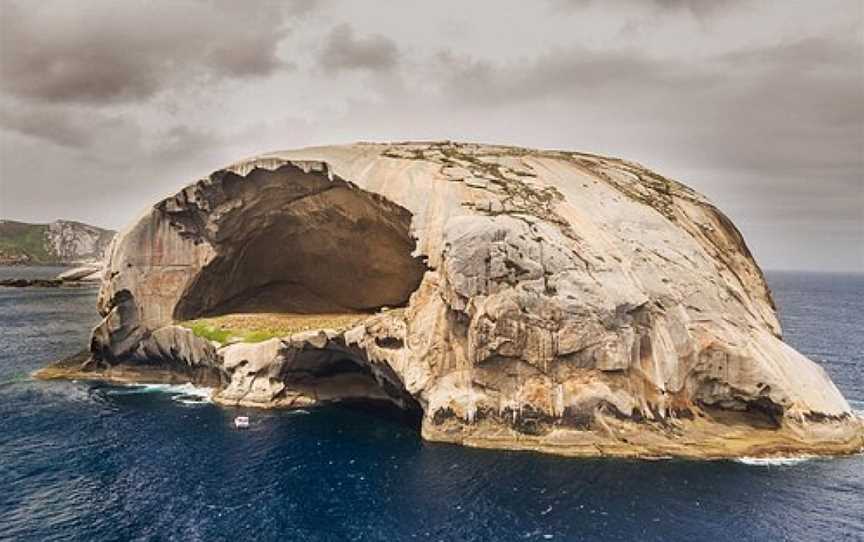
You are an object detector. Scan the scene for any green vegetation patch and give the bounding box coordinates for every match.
[179,312,371,345]
[183,321,236,344]
[0,221,53,262]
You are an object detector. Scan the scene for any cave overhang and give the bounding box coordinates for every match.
[164,163,428,322]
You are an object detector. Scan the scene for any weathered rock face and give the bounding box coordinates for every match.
[60,141,862,458]
[45,220,114,263]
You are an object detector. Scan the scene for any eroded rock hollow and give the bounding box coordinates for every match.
[40,142,863,459]
[169,165,427,319]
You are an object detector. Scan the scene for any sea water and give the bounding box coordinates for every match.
[1,270,862,541]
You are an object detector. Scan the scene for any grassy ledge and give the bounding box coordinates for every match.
[178,312,371,346]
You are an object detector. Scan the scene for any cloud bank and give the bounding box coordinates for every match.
[0,0,861,271]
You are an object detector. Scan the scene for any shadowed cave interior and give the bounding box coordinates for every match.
[167,165,428,425]
[172,165,428,319]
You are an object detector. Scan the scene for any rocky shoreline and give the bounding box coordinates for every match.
[0,263,103,288]
[35,359,864,460]
[0,278,98,288]
[36,336,864,461]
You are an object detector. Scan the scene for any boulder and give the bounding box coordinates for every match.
[50,141,862,458]
[58,264,102,281]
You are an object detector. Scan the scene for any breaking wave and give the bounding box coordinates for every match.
[105,382,213,404]
[734,455,816,467]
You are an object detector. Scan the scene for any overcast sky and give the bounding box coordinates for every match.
[0,0,861,271]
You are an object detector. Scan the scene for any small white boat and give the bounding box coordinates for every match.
[234,416,250,428]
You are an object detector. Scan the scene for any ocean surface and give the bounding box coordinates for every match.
[0,267,862,541]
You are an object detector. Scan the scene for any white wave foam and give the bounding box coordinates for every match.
[107,382,213,404]
[849,400,864,417]
[734,455,815,466]
[175,396,210,405]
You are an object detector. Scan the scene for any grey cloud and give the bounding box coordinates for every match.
[551,0,745,16]
[0,106,92,148]
[0,0,860,271]
[693,37,863,170]
[436,34,862,173]
[0,0,300,105]
[319,23,399,72]
[434,48,713,105]
[0,99,217,166]
[646,0,744,15]
[0,103,141,149]
[151,125,221,162]
[719,36,861,67]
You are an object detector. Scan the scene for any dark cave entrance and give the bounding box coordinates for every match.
[173,165,428,320]
[313,357,425,432]
[168,164,427,427]
[273,343,424,432]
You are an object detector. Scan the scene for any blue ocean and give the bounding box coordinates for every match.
[1,267,862,541]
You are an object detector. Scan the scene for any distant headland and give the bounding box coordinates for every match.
[0,219,114,266]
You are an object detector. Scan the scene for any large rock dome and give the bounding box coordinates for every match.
[45,141,862,458]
